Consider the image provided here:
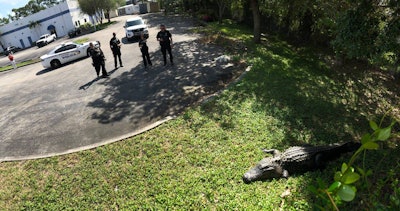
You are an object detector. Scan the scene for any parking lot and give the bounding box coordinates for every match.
[0,35,67,67]
[0,13,233,161]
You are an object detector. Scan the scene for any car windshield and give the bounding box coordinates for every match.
[126,19,144,27]
[39,35,46,39]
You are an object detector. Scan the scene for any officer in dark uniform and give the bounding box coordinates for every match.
[156,24,173,66]
[109,32,123,69]
[89,42,108,78]
[139,33,152,68]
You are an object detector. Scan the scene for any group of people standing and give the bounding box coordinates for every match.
[88,24,174,78]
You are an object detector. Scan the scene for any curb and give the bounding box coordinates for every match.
[0,116,175,162]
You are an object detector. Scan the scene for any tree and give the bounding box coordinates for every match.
[332,1,380,60]
[101,0,124,23]
[330,0,400,71]
[28,20,41,29]
[25,0,46,15]
[78,0,99,29]
[213,0,231,24]
[0,17,10,25]
[250,0,260,43]
[29,20,42,42]
[6,0,61,21]
[78,0,123,28]
[7,14,15,22]
[11,8,27,20]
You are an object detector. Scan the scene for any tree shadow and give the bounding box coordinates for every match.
[142,13,199,35]
[87,38,231,125]
[198,40,390,149]
[79,66,123,90]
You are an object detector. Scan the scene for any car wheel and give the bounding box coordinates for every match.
[50,60,61,69]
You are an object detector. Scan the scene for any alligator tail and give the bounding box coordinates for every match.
[342,142,362,152]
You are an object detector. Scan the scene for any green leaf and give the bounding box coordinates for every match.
[341,163,348,173]
[362,141,379,150]
[342,172,360,184]
[377,127,391,141]
[361,133,371,144]
[328,181,341,192]
[369,120,379,130]
[308,185,318,194]
[316,178,326,188]
[356,167,365,176]
[334,171,342,181]
[338,185,357,202]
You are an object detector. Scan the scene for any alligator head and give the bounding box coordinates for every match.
[242,157,286,184]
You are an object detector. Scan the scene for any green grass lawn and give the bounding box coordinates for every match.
[0,59,41,72]
[0,21,399,210]
[73,37,90,44]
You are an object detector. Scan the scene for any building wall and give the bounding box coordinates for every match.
[67,0,91,28]
[0,0,89,50]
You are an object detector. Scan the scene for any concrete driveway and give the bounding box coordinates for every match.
[0,13,232,161]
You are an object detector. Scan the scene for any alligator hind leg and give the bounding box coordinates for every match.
[262,149,281,156]
[314,153,327,169]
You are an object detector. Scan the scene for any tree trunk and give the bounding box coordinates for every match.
[219,5,223,24]
[250,0,261,43]
[217,1,226,24]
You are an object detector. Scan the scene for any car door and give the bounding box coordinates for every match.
[55,44,81,63]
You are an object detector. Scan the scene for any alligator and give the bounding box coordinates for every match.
[243,142,361,184]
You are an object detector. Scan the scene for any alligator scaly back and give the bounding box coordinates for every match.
[243,142,361,184]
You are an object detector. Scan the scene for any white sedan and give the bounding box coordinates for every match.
[40,41,100,69]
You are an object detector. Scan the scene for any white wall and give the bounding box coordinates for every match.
[67,0,91,27]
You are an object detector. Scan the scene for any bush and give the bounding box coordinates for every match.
[79,23,93,32]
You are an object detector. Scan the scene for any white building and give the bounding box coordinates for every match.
[0,0,91,51]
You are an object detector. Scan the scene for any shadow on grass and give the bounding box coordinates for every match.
[202,37,399,147]
[86,16,399,209]
[200,41,356,148]
[197,34,400,208]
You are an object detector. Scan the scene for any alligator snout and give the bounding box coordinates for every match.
[243,158,284,183]
[242,172,254,184]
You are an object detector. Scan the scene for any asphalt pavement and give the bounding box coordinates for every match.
[0,13,233,162]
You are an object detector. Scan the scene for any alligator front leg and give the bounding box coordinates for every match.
[262,149,281,157]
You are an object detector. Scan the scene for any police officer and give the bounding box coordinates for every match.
[156,24,173,66]
[110,32,123,69]
[89,42,108,78]
[139,33,152,68]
